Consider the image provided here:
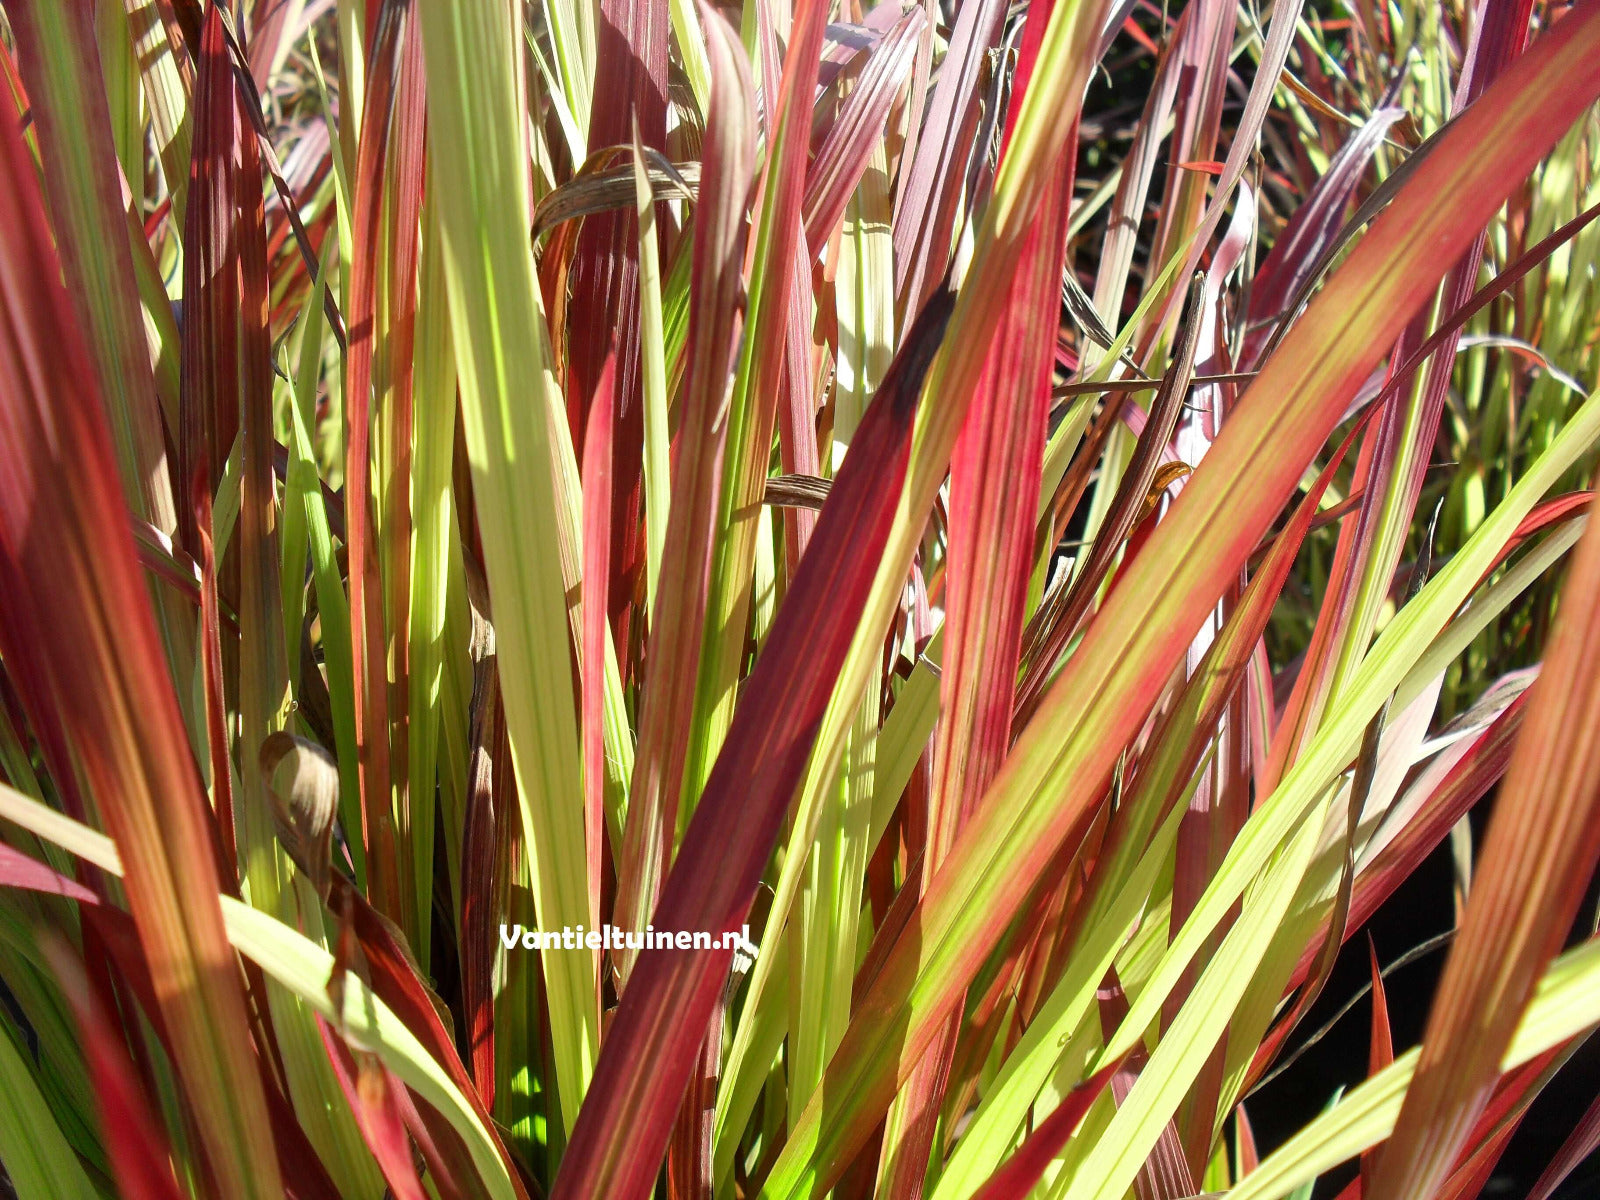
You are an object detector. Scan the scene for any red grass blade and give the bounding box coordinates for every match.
[892,0,1007,322]
[0,802,353,1200]
[1243,106,1402,366]
[235,10,291,909]
[0,842,99,906]
[564,0,672,655]
[0,47,284,1199]
[878,1,1078,1187]
[1367,935,1395,1076]
[458,643,508,1103]
[1526,1087,1600,1200]
[383,15,429,950]
[969,1061,1123,1200]
[7,0,176,534]
[328,875,531,1200]
[612,3,757,973]
[581,349,619,943]
[1360,934,1394,1192]
[803,8,925,251]
[43,940,188,1200]
[1470,492,1594,587]
[179,8,243,544]
[766,7,1600,1190]
[665,996,724,1199]
[552,286,956,1200]
[318,1015,430,1200]
[1432,1050,1562,1200]
[344,0,413,921]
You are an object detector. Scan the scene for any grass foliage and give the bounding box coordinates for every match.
[0,0,1599,1196]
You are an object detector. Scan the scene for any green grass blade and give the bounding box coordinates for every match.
[416,0,597,1136]
[407,195,461,964]
[634,133,671,617]
[0,1012,99,1200]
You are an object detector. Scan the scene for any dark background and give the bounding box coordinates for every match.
[1245,807,1600,1199]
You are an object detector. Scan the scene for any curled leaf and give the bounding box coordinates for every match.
[259,730,341,897]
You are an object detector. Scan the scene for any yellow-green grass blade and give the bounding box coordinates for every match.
[1367,458,1600,1199]
[661,230,693,397]
[930,423,1359,1199]
[408,195,462,965]
[1081,391,1600,1191]
[1058,792,1333,1200]
[833,144,896,466]
[714,654,912,1183]
[789,684,878,1112]
[436,525,475,923]
[123,194,181,431]
[544,0,597,148]
[9,0,176,539]
[533,301,635,853]
[634,134,671,616]
[278,284,315,710]
[713,944,791,1188]
[612,3,755,973]
[307,33,355,299]
[334,0,366,188]
[95,0,143,190]
[930,792,1193,1200]
[525,27,587,176]
[0,906,108,1187]
[528,291,635,854]
[416,0,597,1136]
[285,330,365,891]
[1393,514,1587,714]
[670,0,713,114]
[760,8,1600,1190]
[122,0,192,225]
[681,0,830,817]
[867,633,943,846]
[1227,935,1600,1200]
[714,625,928,1189]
